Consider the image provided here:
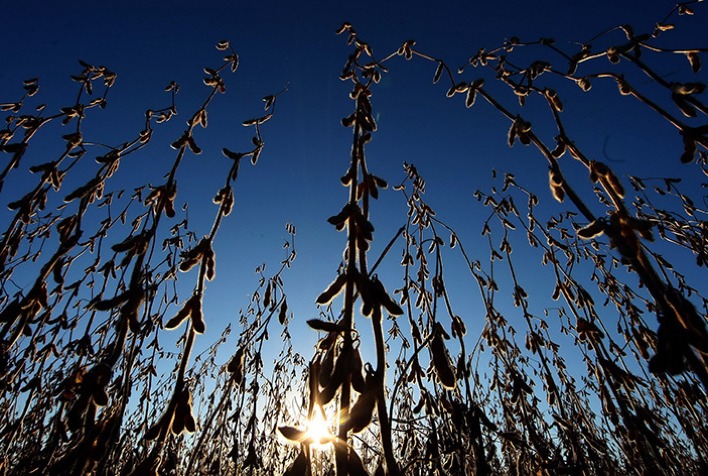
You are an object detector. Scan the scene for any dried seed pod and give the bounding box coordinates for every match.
[633,326,653,360]
[672,93,697,118]
[193,108,208,128]
[278,299,288,324]
[356,274,376,317]
[606,46,620,64]
[433,61,444,84]
[318,375,339,405]
[307,319,346,333]
[680,133,696,163]
[57,215,78,245]
[551,137,566,158]
[340,171,354,186]
[686,51,701,73]
[52,258,65,284]
[185,136,201,154]
[549,169,565,203]
[49,169,66,190]
[507,121,517,146]
[172,388,196,435]
[371,276,403,316]
[616,77,632,95]
[317,332,339,350]
[222,148,244,160]
[205,248,216,281]
[508,117,531,147]
[576,77,592,91]
[179,238,210,272]
[364,175,379,199]
[90,291,131,311]
[164,294,197,330]
[190,298,205,334]
[577,220,606,239]
[163,194,176,217]
[451,315,466,338]
[62,132,83,148]
[319,347,347,405]
[179,256,200,273]
[430,324,456,389]
[120,288,145,334]
[316,273,348,305]
[144,186,162,208]
[112,232,147,254]
[250,147,262,165]
[242,114,272,126]
[64,177,101,203]
[412,396,425,414]
[318,346,336,388]
[511,372,533,400]
[401,39,416,60]
[145,407,172,441]
[629,218,654,241]
[228,346,245,385]
[576,317,604,342]
[351,347,367,393]
[604,169,625,198]
[465,87,477,108]
[348,385,377,433]
[171,132,188,150]
[335,22,352,35]
[214,186,234,216]
[672,82,706,96]
[279,426,307,442]
[545,88,563,111]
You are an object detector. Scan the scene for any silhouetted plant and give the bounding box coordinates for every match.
[0,40,295,475]
[1,2,707,476]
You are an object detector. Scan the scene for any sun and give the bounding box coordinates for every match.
[305,411,334,447]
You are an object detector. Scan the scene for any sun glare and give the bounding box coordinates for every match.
[306,412,334,448]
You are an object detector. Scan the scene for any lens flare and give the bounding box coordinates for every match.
[306,412,333,447]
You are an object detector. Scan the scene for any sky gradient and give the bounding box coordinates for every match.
[2,0,705,369]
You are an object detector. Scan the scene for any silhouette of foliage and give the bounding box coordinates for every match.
[1,3,707,475]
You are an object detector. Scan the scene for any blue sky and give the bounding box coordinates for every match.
[1,0,705,375]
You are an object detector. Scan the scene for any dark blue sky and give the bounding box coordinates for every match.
[2,1,705,363]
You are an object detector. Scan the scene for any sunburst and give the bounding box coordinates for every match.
[305,411,334,448]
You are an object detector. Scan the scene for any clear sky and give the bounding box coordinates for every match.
[1,0,705,373]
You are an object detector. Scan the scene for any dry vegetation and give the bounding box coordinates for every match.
[1,2,707,475]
